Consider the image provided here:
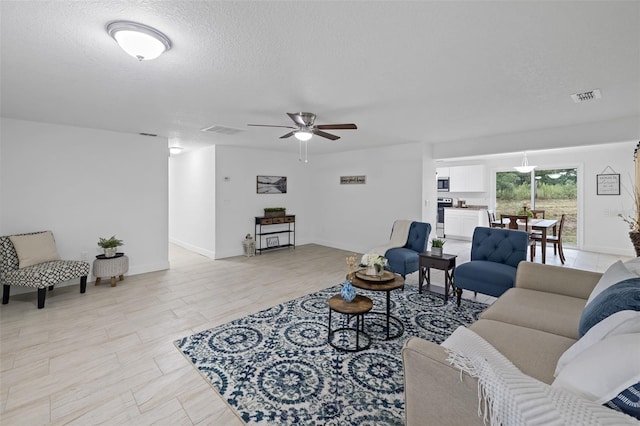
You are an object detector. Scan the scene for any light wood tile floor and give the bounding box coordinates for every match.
[0,243,631,425]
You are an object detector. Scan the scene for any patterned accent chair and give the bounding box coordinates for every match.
[385,221,431,279]
[0,231,90,309]
[455,226,528,306]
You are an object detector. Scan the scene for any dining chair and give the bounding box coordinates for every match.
[487,210,504,228]
[531,213,566,264]
[501,214,537,260]
[530,209,545,219]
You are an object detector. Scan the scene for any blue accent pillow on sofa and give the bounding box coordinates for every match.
[606,382,640,420]
[579,277,640,337]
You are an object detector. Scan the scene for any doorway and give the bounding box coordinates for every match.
[495,168,578,245]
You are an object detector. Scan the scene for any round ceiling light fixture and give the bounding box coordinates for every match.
[107,21,172,61]
[169,146,183,155]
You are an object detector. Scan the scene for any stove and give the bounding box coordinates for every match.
[436,197,453,238]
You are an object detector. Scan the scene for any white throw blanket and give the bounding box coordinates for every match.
[368,219,413,256]
[441,326,638,426]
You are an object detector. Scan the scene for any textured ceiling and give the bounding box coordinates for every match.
[1,1,639,155]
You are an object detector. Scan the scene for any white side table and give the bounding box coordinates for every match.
[93,254,129,287]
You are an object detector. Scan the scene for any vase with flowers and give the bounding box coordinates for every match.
[619,142,640,256]
[360,253,388,277]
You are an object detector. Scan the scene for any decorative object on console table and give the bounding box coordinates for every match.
[430,238,445,256]
[264,207,286,218]
[97,235,124,258]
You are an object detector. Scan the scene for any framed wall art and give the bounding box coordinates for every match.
[257,176,287,194]
[596,171,620,195]
[266,236,280,248]
[340,175,366,184]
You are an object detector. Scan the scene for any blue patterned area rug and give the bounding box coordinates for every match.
[175,284,487,425]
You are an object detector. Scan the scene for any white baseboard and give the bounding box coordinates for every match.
[169,237,215,259]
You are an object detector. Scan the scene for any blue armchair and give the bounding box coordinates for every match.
[455,226,528,306]
[385,221,431,279]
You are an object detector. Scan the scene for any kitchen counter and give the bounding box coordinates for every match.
[445,205,488,211]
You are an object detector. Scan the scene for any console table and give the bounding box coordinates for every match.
[254,215,295,254]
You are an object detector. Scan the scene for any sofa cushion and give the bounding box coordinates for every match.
[552,333,640,404]
[469,319,576,384]
[9,231,61,269]
[579,277,640,336]
[479,288,586,339]
[586,260,636,306]
[555,310,640,377]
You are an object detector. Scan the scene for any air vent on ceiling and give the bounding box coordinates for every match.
[139,132,158,137]
[200,125,245,135]
[570,89,602,103]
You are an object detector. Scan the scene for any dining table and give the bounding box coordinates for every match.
[491,217,558,264]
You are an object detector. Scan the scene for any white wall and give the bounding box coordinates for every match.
[435,141,637,256]
[168,146,216,258]
[310,143,426,254]
[0,118,169,293]
[213,145,311,258]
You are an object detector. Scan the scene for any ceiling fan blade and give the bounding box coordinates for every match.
[287,112,307,127]
[279,131,296,139]
[313,130,340,141]
[248,124,296,129]
[315,123,358,130]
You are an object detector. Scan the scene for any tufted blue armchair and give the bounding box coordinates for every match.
[385,221,431,279]
[455,226,528,306]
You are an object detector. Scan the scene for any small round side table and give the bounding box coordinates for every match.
[328,294,373,352]
[93,254,129,287]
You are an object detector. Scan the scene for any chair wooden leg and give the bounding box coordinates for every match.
[2,285,10,304]
[557,242,566,264]
[80,276,87,293]
[48,285,54,291]
[37,288,46,309]
[456,288,462,306]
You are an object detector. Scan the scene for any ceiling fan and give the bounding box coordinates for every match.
[248,112,357,141]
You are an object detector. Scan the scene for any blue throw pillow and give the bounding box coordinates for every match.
[579,277,640,337]
[605,382,640,420]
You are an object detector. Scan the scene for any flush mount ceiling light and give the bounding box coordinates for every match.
[169,146,183,155]
[107,21,171,61]
[294,130,313,141]
[513,152,536,173]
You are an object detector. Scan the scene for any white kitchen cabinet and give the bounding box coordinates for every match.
[444,208,489,240]
[448,165,486,192]
[436,167,450,177]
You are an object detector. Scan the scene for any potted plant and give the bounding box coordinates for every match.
[431,238,445,256]
[264,207,286,218]
[360,254,388,276]
[98,235,124,258]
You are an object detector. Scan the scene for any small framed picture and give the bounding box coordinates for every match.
[596,173,620,195]
[266,236,280,248]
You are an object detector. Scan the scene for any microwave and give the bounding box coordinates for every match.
[437,177,450,192]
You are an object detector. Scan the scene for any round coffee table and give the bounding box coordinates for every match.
[328,294,373,352]
[350,271,405,340]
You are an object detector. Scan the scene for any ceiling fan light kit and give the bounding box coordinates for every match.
[107,21,172,61]
[294,130,313,141]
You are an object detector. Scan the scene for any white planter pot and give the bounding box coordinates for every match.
[104,247,118,258]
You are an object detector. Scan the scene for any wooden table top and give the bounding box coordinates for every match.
[349,272,405,291]
[328,294,373,314]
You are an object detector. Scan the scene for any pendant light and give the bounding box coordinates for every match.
[514,152,536,173]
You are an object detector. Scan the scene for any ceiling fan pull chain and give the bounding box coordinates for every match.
[298,140,302,162]
[304,140,309,163]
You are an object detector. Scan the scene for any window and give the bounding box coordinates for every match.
[495,168,577,245]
